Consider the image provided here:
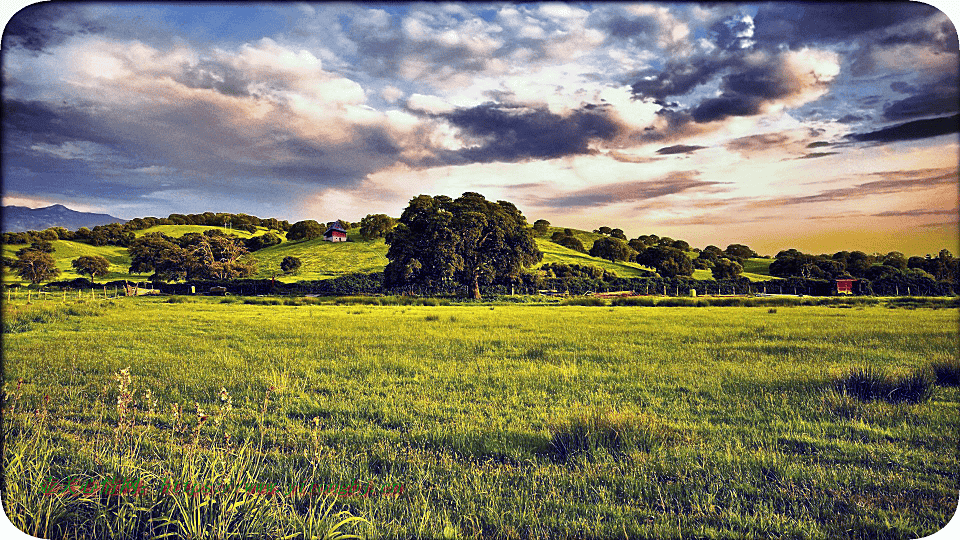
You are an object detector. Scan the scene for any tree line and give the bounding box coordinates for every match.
[4,193,957,297]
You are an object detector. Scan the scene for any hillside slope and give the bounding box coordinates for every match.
[4,223,776,285]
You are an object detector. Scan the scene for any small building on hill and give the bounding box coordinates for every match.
[324,221,348,242]
[835,279,855,295]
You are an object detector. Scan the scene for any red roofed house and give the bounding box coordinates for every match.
[835,279,855,295]
[324,221,348,242]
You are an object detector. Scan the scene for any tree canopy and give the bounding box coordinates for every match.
[589,237,634,262]
[636,245,693,278]
[384,193,542,298]
[359,214,398,240]
[71,255,111,280]
[15,250,60,284]
[128,231,255,281]
[286,220,325,241]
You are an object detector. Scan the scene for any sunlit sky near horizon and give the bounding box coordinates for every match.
[1,1,957,256]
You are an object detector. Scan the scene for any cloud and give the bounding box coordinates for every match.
[656,145,706,155]
[533,170,723,209]
[837,114,868,124]
[691,48,839,123]
[756,167,958,207]
[630,55,726,103]
[429,102,622,164]
[882,75,959,121]
[847,115,960,143]
[871,208,958,217]
[797,152,838,160]
[1,3,105,51]
[751,3,939,47]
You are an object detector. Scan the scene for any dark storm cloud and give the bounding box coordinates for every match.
[882,76,959,121]
[751,2,938,47]
[1,3,104,51]
[847,115,960,143]
[431,103,620,164]
[588,8,659,40]
[797,152,838,160]
[691,94,764,123]
[630,56,727,103]
[2,99,115,148]
[656,145,706,155]
[534,171,723,209]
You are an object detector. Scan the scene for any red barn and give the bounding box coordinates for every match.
[324,221,348,242]
[835,279,855,295]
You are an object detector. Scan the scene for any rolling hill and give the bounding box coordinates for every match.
[4,222,776,285]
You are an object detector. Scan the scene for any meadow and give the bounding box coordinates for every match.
[2,296,958,539]
[3,224,778,286]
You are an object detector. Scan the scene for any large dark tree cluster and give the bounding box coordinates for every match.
[128,230,255,281]
[384,193,542,298]
[589,237,635,262]
[285,220,325,241]
[359,214,398,240]
[770,248,958,287]
[635,245,693,278]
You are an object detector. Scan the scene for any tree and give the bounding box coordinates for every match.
[671,239,690,252]
[71,255,111,281]
[610,228,627,240]
[882,251,908,271]
[128,233,194,281]
[532,219,551,236]
[280,256,302,275]
[725,244,758,259]
[596,226,613,235]
[711,258,743,280]
[359,214,398,240]
[589,237,634,262]
[16,240,54,257]
[556,235,586,253]
[245,232,281,251]
[15,251,60,284]
[384,193,542,299]
[184,231,256,280]
[286,220,325,241]
[636,246,693,278]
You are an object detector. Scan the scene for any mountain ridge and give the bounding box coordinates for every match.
[2,204,127,233]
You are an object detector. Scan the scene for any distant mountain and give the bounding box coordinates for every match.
[2,204,127,233]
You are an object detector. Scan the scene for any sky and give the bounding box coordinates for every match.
[1,1,958,256]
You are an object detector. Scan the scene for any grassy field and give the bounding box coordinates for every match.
[250,235,389,281]
[2,296,957,538]
[2,240,140,284]
[132,225,268,239]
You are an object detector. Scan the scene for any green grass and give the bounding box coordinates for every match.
[535,237,656,278]
[3,297,957,538]
[3,240,141,284]
[250,233,390,281]
[132,225,267,239]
